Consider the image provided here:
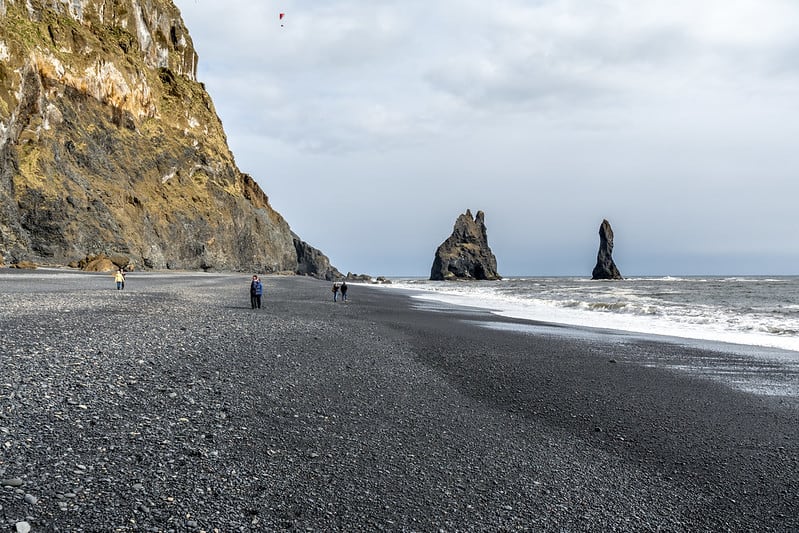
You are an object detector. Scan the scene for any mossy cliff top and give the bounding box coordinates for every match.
[0,0,337,276]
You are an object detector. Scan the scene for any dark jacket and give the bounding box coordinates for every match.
[250,280,263,296]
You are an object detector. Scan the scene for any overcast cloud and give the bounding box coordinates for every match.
[174,0,799,276]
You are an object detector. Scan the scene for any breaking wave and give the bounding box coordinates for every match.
[385,276,799,353]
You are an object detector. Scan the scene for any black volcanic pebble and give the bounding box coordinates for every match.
[0,271,797,531]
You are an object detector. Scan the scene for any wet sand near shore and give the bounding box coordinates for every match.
[1,270,797,531]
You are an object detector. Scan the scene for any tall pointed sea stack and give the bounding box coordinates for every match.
[430,210,501,281]
[592,219,622,280]
[0,0,335,275]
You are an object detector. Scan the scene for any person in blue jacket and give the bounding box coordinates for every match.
[250,275,263,309]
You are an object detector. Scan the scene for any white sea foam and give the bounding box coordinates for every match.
[384,277,799,354]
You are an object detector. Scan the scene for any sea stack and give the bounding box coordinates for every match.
[430,210,501,281]
[592,219,623,280]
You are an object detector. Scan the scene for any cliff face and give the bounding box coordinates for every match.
[591,219,622,280]
[0,0,332,273]
[430,209,501,281]
[293,233,342,281]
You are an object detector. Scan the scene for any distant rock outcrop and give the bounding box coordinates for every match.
[592,219,622,280]
[430,210,501,281]
[0,0,337,278]
[345,273,373,282]
[293,235,342,281]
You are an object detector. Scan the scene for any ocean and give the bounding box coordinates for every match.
[383,276,799,355]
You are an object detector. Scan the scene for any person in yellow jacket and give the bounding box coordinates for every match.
[114,268,126,290]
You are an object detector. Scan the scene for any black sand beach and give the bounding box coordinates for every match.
[1,271,797,532]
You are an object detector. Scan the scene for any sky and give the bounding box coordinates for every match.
[173,0,799,277]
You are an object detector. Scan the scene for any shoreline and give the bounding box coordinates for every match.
[1,272,797,531]
[379,276,799,354]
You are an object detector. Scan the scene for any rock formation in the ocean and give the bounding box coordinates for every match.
[591,219,622,280]
[430,210,501,281]
[0,0,334,275]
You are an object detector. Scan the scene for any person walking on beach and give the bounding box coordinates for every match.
[332,282,340,302]
[114,268,125,290]
[250,275,263,309]
[340,281,348,302]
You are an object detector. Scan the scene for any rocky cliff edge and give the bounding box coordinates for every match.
[0,0,334,275]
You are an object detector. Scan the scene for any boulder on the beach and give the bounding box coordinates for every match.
[343,273,392,284]
[81,255,118,273]
[430,210,501,281]
[10,260,37,269]
[75,253,135,271]
[108,254,133,270]
[591,219,622,280]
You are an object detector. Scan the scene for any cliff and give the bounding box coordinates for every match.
[0,0,333,274]
[430,209,501,281]
[293,233,342,281]
[591,219,622,280]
